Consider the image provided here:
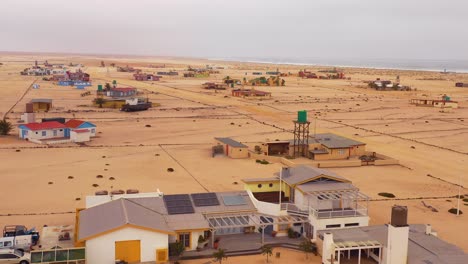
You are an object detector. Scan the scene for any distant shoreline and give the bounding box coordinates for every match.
[1,50,467,73]
[208,57,468,74]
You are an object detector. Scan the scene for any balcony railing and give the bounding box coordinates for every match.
[310,205,368,219]
[281,202,368,219]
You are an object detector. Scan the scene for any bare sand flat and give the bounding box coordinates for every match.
[0,53,467,253]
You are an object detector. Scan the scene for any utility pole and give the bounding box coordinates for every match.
[279,168,282,211]
[457,172,462,216]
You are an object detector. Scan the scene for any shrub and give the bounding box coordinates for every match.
[259,159,269,165]
[448,208,463,215]
[167,168,174,172]
[378,192,396,198]
[287,228,295,238]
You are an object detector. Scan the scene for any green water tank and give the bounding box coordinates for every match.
[97,84,103,91]
[112,80,117,85]
[298,110,307,123]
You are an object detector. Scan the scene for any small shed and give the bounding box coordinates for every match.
[70,129,91,143]
[214,137,249,159]
[29,99,53,112]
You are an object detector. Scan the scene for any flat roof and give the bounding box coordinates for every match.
[296,182,357,193]
[30,98,52,103]
[314,133,365,149]
[215,137,248,148]
[242,177,279,183]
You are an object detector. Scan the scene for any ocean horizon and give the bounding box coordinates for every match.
[208,57,468,73]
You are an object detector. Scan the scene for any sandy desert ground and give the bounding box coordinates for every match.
[0,53,467,257]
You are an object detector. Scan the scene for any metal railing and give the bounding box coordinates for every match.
[282,203,368,219]
[310,205,368,219]
[31,247,85,263]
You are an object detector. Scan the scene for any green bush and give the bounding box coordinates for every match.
[287,228,295,238]
[378,192,396,198]
[259,159,270,165]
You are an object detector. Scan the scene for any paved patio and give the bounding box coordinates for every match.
[182,233,304,259]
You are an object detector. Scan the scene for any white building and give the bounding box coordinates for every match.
[18,121,67,143]
[243,165,370,239]
[316,206,468,264]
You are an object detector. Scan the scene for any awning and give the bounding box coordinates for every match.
[205,213,308,230]
[307,190,369,201]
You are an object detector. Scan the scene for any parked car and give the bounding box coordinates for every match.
[3,226,39,246]
[0,249,30,264]
[0,235,33,252]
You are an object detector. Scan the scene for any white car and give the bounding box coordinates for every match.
[0,249,30,264]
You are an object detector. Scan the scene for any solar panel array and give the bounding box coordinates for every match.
[163,194,195,215]
[222,195,247,206]
[191,193,220,207]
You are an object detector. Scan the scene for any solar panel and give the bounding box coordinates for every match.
[222,195,246,206]
[163,194,195,215]
[191,193,220,207]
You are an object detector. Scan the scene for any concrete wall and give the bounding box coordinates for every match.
[85,226,169,264]
[70,131,91,143]
[228,146,249,159]
[244,181,290,198]
[316,160,362,168]
[309,215,369,239]
[25,128,65,140]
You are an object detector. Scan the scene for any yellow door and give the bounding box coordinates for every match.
[156,248,168,263]
[115,240,141,263]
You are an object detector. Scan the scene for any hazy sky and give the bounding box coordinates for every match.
[1,0,467,60]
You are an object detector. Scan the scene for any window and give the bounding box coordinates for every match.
[269,183,273,187]
[91,128,95,133]
[203,230,211,239]
[345,223,359,227]
[3,241,12,247]
[178,233,190,248]
[326,224,341,228]
[338,149,346,155]
[41,131,46,137]
[278,224,289,231]
[0,253,18,259]
[257,184,262,188]
[53,130,58,136]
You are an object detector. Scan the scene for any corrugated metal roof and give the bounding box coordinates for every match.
[215,137,248,148]
[30,98,52,103]
[274,165,349,186]
[78,198,172,241]
[296,182,356,193]
[21,121,66,131]
[314,133,365,149]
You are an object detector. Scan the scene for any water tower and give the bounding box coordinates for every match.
[293,110,310,157]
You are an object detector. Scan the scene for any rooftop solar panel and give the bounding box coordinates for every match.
[163,194,195,215]
[222,195,246,206]
[191,193,220,207]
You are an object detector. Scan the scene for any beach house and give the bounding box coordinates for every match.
[76,190,308,263]
[243,165,370,239]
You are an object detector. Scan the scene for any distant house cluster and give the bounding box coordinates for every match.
[133,73,160,81]
[157,71,178,76]
[368,78,411,91]
[202,82,227,90]
[51,69,91,88]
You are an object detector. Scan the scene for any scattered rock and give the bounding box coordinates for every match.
[109,177,115,180]
[102,156,106,158]
[96,175,103,179]
[167,168,174,172]
[67,176,74,179]
[75,198,81,201]
[48,182,53,185]
[233,182,238,185]
[145,124,151,127]
[411,146,415,149]
[92,184,99,187]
